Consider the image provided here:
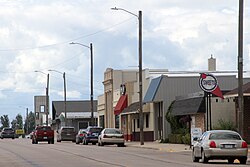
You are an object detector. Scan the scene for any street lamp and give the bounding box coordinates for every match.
[48,70,67,126]
[34,70,49,126]
[69,42,94,126]
[111,7,144,145]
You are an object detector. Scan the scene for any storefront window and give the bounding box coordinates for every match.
[115,115,119,128]
[99,115,105,128]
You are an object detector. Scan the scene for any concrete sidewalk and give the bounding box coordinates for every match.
[125,141,192,152]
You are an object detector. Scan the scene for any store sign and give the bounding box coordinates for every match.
[199,73,217,92]
[199,73,224,99]
[120,84,126,95]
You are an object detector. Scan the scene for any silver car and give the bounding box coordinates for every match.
[98,128,125,147]
[192,130,248,164]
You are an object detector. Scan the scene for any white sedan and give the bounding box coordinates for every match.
[98,128,125,147]
[192,130,248,164]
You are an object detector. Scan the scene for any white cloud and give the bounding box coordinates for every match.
[0,0,249,120]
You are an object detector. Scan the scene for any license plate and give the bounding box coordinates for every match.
[224,144,233,149]
[43,137,47,139]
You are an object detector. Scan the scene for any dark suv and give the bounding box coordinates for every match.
[83,126,102,145]
[1,127,15,139]
[57,126,76,142]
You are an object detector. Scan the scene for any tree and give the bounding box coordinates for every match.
[24,111,35,134]
[0,115,10,129]
[11,114,23,129]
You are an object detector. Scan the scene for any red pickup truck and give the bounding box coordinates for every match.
[32,126,54,144]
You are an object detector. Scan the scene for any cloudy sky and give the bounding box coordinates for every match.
[0,0,249,121]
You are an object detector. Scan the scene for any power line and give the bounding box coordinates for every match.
[0,17,134,52]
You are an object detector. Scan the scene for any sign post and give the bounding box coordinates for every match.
[199,73,224,131]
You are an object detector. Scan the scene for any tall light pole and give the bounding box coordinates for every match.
[49,70,67,126]
[238,0,244,137]
[19,106,29,134]
[111,7,144,145]
[69,42,94,126]
[34,71,49,126]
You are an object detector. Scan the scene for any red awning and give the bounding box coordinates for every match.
[114,94,128,115]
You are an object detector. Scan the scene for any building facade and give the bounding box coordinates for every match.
[52,100,98,132]
[34,96,48,126]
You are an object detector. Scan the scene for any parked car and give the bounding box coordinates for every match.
[82,126,103,145]
[192,130,248,164]
[57,126,76,142]
[98,128,125,147]
[75,129,86,144]
[32,126,54,144]
[0,127,15,139]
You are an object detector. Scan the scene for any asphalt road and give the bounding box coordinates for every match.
[0,138,249,167]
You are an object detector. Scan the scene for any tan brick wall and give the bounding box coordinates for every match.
[195,113,205,132]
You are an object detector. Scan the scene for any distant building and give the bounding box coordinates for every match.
[34,96,48,126]
[52,100,97,132]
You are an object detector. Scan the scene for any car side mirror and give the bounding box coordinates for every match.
[56,130,58,133]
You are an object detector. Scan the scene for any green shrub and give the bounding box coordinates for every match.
[168,134,183,144]
[176,134,183,144]
[160,138,169,143]
[182,133,191,145]
[213,119,237,131]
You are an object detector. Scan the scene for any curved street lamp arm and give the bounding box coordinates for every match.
[111,7,138,19]
[69,42,90,49]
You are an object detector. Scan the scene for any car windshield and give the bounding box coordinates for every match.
[209,132,241,140]
[37,127,51,131]
[3,128,13,132]
[62,128,74,132]
[89,128,102,133]
[104,129,122,134]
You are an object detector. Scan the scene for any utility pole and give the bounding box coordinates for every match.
[138,10,144,145]
[238,0,244,137]
[46,74,49,126]
[26,108,28,135]
[69,42,95,126]
[111,7,144,145]
[90,43,94,126]
[63,72,67,126]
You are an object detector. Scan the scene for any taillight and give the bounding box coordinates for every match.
[79,134,84,137]
[242,141,248,148]
[103,134,107,138]
[209,141,216,148]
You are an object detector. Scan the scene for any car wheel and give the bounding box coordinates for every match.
[32,139,35,144]
[201,150,208,163]
[99,141,104,146]
[51,139,54,144]
[83,138,86,145]
[239,157,247,164]
[118,143,125,147]
[192,150,199,162]
[228,158,234,164]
